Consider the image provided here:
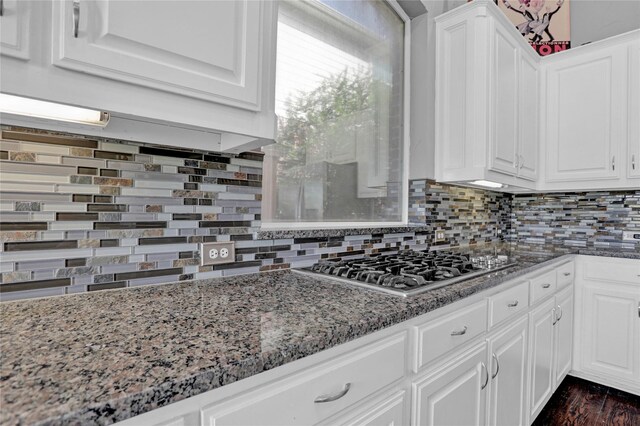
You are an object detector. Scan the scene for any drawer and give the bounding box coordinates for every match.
[583,257,640,284]
[530,269,557,304]
[556,262,574,289]
[414,300,487,371]
[488,280,529,328]
[201,332,407,426]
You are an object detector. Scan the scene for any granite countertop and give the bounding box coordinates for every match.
[1,244,638,425]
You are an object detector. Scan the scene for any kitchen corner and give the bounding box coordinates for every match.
[2,0,640,425]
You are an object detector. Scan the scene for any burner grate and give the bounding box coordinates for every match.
[294,250,516,297]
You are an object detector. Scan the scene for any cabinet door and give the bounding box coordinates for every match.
[0,0,32,60]
[490,24,519,177]
[517,53,538,181]
[545,45,626,182]
[51,0,269,110]
[553,287,574,387]
[487,317,528,426]
[413,342,488,426]
[581,282,640,385]
[628,42,640,179]
[528,298,556,421]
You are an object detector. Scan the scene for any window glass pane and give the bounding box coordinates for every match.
[263,0,405,224]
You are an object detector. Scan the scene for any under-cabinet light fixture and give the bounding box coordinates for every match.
[0,93,109,126]
[469,180,504,189]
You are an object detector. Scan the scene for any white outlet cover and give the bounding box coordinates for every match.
[209,249,219,259]
[220,248,229,258]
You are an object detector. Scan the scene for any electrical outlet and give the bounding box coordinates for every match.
[435,230,446,242]
[201,242,235,265]
[622,231,640,242]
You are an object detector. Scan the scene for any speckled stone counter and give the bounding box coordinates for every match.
[1,244,638,425]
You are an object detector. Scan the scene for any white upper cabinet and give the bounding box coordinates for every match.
[517,52,539,181]
[628,41,640,179]
[489,23,520,178]
[0,0,32,60]
[435,0,539,190]
[0,0,278,152]
[543,44,626,183]
[541,30,640,190]
[52,0,263,110]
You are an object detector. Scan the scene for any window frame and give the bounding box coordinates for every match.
[261,0,411,231]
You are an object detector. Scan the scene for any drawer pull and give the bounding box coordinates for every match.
[507,300,519,308]
[492,353,500,379]
[0,0,4,17]
[563,272,571,276]
[314,383,351,403]
[552,308,557,325]
[481,362,489,390]
[542,283,551,289]
[450,326,468,336]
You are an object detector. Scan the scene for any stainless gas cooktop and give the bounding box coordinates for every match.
[293,249,516,297]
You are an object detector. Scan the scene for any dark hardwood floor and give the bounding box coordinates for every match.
[532,376,640,426]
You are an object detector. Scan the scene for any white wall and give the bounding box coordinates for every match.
[571,0,640,47]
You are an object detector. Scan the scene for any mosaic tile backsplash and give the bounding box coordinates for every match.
[508,191,640,249]
[0,129,512,301]
[1,128,637,301]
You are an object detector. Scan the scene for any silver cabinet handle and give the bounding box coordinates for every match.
[563,272,571,276]
[314,383,351,403]
[507,300,519,307]
[451,326,467,336]
[73,0,80,38]
[481,362,489,389]
[556,305,562,322]
[552,308,557,325]
[542,283,551,289]
[492,353,500,379]
[633,154,636,171]
[0,0,4,17]
[612,156,615,171]
[519,155,525,170]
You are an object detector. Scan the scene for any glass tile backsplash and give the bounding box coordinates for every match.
[1,128,637,301]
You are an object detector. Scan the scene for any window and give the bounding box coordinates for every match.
[263,0,407,227]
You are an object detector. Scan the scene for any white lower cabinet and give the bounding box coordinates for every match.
[413,342,488,426]
[554,287,574,387]
[487,317,528,426]
[528,285,574,423]
[528,297,556,421]
[574,256,640,394]
[201,333,406,426]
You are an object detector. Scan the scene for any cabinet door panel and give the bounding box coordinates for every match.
[554,287,573,387]
[0,0,31,60]
[545,47,625,181]
[413,342,487,426]
[52,0,264,109]
[488,317,528,426]
[528,298,556,421]
[582,283,640,383]
[628,42,640,179]
[490,25,519,176]
[518,53,538,181]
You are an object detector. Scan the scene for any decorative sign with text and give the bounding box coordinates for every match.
[497,0,571,56]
